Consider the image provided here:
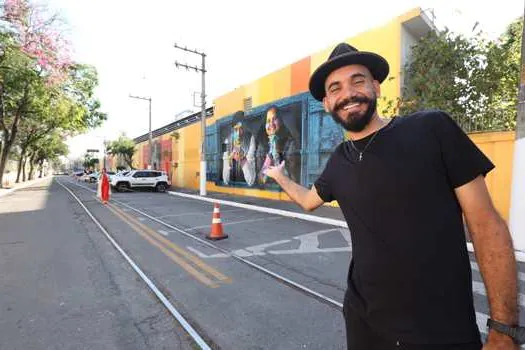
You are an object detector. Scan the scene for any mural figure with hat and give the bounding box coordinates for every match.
[224,112,257,186]
[265,43,521,349]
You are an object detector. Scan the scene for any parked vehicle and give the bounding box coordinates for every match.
[72,171,84,179]
[106,171,116,182]
[86,172,99,183]
[111,170,170,193]
[89,171,116,183]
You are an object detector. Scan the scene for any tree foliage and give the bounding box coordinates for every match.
[0,0,106,186]
[107,134,135,169]
[390,17,522,133]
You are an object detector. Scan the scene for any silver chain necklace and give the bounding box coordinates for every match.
[347,127,381,162]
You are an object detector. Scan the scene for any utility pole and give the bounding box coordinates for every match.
[129,95,153,169]
[174,43,207,196]
[509,7,525,250]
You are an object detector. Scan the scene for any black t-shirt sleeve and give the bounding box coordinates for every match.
[431,111,495,188]
[314,151,337,202]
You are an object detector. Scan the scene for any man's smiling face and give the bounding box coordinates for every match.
[322,64,380,132]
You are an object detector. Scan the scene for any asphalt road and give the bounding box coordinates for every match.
[0,178,196,350]
[2,176,525,349]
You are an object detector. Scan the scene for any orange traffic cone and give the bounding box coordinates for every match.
[206,203,228,240]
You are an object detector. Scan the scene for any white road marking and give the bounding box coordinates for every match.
[476,312,488,335]
[269,228,351,255]
[158,230,170,236]
[270,247,352,255]
[186,246,229,258]
[137,217,145,222]
[156,208,246,219]
[243,240,292,256]
[187,228,352,258]
[187,216,283,231]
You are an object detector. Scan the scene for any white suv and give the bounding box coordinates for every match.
[111,170,170,193]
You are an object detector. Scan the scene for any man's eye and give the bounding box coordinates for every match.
[329,87,340,93]
[354,80,364,85]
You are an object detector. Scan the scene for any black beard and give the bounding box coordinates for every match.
[330,94,377,132]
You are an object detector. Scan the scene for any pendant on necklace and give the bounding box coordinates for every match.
[358,153,363,161]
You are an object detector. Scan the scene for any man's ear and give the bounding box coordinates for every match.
[373,80,381,98]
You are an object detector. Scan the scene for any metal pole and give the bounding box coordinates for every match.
[149,98,153,169]
[509,9,525,250]
[200,53,207,196]
[173,44,208,196]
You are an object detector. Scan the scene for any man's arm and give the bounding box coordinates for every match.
[455,175,518,348]
[265,161,324,212]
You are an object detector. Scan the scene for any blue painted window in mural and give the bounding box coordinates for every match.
[306,110,345,186]
[216,102,303,190]
[205,123,219,181]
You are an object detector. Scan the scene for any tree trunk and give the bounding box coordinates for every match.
[38,160,43,178]
[15,148,26,183]
[0,137,13,189]
[0,83,28,187]
[22,157,27,182]
[125,156,133,169]
[28,156,35,180]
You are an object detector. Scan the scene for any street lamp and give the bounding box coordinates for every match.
[129,94,153,169]
[88,135,109,170]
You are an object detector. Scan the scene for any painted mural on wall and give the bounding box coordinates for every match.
[218,103,302,189]
[140,138,173,183]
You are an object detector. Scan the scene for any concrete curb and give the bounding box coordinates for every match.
[166,190,347,228]
[167,190,525,263]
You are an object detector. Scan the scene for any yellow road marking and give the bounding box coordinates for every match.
[111,204,231,283]
[106,203,221,288]
[104,200,231,285]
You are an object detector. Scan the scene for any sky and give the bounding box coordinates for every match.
[44,0,524,159]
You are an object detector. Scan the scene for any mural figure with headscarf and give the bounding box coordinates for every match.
[259,106,282,184]
[259,105,302,184]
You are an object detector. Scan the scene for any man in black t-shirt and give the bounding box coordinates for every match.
[265,43,519,350]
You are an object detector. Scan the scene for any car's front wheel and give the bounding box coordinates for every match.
[155,183,167,193]
[117,182,129,192]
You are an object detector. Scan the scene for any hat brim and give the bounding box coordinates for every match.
[309,52,389,101]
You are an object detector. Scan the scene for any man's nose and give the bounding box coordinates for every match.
[340,82,359,99]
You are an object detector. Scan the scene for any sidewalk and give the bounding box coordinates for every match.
[0,176,51,198]
[168,186,346,223]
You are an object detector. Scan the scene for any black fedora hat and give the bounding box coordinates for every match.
[309,43,389,101]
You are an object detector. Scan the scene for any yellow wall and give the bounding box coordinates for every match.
[469,131,515,221]
[178,122,201,189]
[214,87,245,119]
